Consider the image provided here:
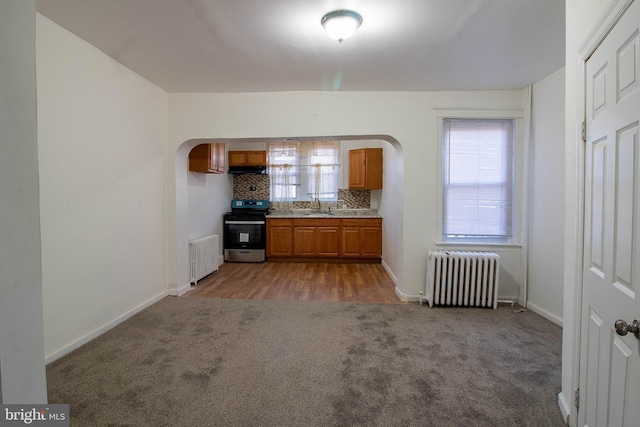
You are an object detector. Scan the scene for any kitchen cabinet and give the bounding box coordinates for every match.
[348,148,383,189]
[267,218,293,257]
[317,227,341,256]
[188,143,226,173]
[292,218,340,257]
[266,217,381,260]
[340,218,382,258]
[228,150,267,167]
[293,227,316,256]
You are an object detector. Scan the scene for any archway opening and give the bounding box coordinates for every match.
[172,135,404,297]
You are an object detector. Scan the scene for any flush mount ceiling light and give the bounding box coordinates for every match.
[321,10,363,43]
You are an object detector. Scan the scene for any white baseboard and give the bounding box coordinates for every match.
[380,260,398,287]
[392,287,520,306]
[381,261,419,302]
[558,392,571,425]
[171,259,223,296]
[45,290,168,364]
[394,286,421,302]
[173,281,192,296]
[527,301,563,327]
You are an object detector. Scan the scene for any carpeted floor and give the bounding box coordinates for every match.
[47,297,565,427]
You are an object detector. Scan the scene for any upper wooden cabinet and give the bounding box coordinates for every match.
[188,143,225,173]
[228,150,267,167]
[348,148,383,189]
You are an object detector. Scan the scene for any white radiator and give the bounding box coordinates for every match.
[423,251,500,309]
[188,234,219,285]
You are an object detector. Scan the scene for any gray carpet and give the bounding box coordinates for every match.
[47,297,564,427]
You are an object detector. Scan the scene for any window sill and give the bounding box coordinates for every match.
[435,241,522,249]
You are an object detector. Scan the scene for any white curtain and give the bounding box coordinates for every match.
[268,142,299,210]
[267,140,340,208]
[307,141,339,200]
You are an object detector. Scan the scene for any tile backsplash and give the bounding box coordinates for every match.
[233,174,270,200]
[233,175,371,209]
[336,188,370,209]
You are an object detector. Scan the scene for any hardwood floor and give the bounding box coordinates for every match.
[184,262,401,303]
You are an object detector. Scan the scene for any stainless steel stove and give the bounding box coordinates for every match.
[223,199,269,262]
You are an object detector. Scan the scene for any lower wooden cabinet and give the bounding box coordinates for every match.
[292,219,340,257]
[267,219,293,257]
[317,227,340,257]
[267,217,381,260]
[340,219,382,258]
[293,227,316,256]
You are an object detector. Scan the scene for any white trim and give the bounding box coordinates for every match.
[568,36,589,427]
[435,112,524,248]
[558,392,571,426]
[172,282,192,297]
[578,0,635,55]
[436,118,444,235]
[381,259,399,288]
[521,85,534,309]
[570,2,635,426]
[434,242,522,249]
[394,286,420,302]
[433,108,524,119]
[527,301,563,327]
[45,290,168,364]
[394,287,519,304]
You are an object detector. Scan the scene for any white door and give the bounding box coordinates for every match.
[579,1,640,426]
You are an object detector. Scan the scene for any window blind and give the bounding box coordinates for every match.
[442,119,514,243]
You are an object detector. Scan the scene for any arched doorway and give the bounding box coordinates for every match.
[171,136,404,297]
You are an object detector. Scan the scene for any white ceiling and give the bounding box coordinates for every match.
[36,0,565,93]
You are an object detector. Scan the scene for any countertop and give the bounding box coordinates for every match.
[267,209,381,219]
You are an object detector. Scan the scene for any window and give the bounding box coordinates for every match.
[268,142,300,201]
[442,118,514,243]
[306,142,340,200]
[268,141,340,204]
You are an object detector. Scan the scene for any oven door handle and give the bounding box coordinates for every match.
[224,220,265,225]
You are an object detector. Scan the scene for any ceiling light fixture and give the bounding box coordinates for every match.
[321,10,363,43]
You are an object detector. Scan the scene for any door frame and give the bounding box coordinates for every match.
[570,1,635,426]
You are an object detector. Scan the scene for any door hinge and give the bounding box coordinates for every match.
[574,388,580,410]
[581,122,587,142]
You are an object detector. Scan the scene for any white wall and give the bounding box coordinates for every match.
[0,0,47,403]
[3,4,569,408]
[561,0,616,424]
[36,15,169,362]
[166,91,526,301]
[528,67,566,326]
[187,172,232,239]
[186,141,233,267]
[377,139,403,284]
